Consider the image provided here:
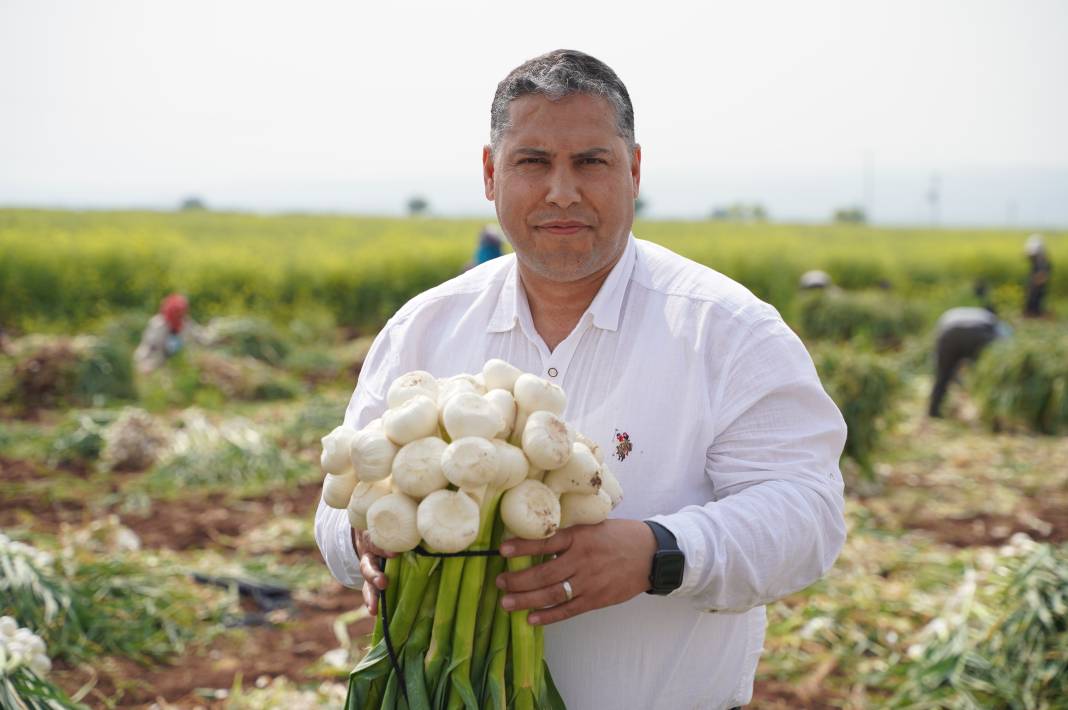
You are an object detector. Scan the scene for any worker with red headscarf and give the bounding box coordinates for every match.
[134,293,195,373]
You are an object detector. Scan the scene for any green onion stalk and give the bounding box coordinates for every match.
[482,582,510,710]
[444,490,504,709]
[507,553,538,710]
[471,516,507,696]
[403,568,440,708]
[346,552,437,710]
[348,501,566,709]
[423,556,465,702]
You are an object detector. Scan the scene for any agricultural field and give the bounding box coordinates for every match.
[1,209,1066,708]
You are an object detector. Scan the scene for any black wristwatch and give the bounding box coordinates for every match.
[643,521,685,595]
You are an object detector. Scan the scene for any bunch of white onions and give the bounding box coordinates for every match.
[320,359,622,710]
[0,617,51,678]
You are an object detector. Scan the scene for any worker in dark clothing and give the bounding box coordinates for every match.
[462,224,505,273]
[928,305,1010,417]
[1024,233,1052,317]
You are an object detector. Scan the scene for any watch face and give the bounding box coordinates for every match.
[653,550,685,589]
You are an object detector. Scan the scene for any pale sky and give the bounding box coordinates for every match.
[1,0,1066,225]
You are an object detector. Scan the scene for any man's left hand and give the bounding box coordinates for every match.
[495,519,658,625]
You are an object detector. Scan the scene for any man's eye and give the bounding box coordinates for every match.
[518,157,548,165]
[579,158,607,165]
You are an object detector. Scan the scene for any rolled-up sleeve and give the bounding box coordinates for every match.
[314,498,363,588]
[648,315,847,612]
[313,321,405,589]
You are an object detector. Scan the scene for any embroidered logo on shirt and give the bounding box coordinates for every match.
[614,430,633,461]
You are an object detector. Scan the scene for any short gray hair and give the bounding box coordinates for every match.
[490,49,635,151]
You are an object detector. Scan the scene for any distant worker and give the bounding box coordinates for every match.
[463,223,504,272]
[928,300,1010,418]
[799,269,833,290]
[1023,233,1052,317]
[134,293,194,373]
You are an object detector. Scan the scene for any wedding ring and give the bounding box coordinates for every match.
[561,579,574,602]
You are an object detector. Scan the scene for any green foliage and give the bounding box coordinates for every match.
[972,325,1068,435]
[812,345,901,475]
[46,410,119,469]
[135,349,207,410]
[0,420,53,462]
[888,542,1068,709]
[406,195,429,216]
[146,442,305,494]
[285,307,341,346]
[0,537,209,665]
[179,196,207,212]
[141,413,308,495]
[0,356,13,405]
[250,376,301,402]
[95,312,149,351]
[72,336,137,406]
[710,202,768,222]
[833,206,867,224]
[0,669,85,710]
[207,317,290,365]
[2,336,136,411]
[276,394,350,452]
[138,350,301,410]
[799,290,925,349]
[282,347,344,384]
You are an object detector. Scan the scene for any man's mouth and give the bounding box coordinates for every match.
[537,221,589,235]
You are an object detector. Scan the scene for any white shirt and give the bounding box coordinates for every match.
[315,235,847,710]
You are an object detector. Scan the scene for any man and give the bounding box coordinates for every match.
[1024,233,1052,317]
[928,306,1007,417]
[928,283,1011,418]
[315,49,847,709]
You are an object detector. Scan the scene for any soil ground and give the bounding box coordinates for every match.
[4,384,1066,708]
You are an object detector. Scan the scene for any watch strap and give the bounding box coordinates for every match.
[643,520,685,595]
[644,520,679,552]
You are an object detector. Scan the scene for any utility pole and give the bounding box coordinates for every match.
[1006,200,1018,227]
[926,173,941,226]
[863,151,875,224]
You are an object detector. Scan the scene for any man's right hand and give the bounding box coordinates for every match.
[352,527,396,614]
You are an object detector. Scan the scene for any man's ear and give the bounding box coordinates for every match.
[631,144,642,198]
[483,145,495,201]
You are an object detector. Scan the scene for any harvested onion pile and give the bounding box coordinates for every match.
[321,359,622,709]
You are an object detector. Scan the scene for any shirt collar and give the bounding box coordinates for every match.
[485,234,637,334]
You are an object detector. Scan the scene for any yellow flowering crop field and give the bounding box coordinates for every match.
[1,208,1063,334]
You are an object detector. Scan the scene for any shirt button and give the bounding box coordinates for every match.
[547,367,559,378]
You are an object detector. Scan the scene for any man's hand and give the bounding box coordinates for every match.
[351,527,396,614]
[495,519,658,625]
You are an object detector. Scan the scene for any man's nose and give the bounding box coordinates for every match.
[544,165,581,209]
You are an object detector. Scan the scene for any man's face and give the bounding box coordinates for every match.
[483,93,641,283]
